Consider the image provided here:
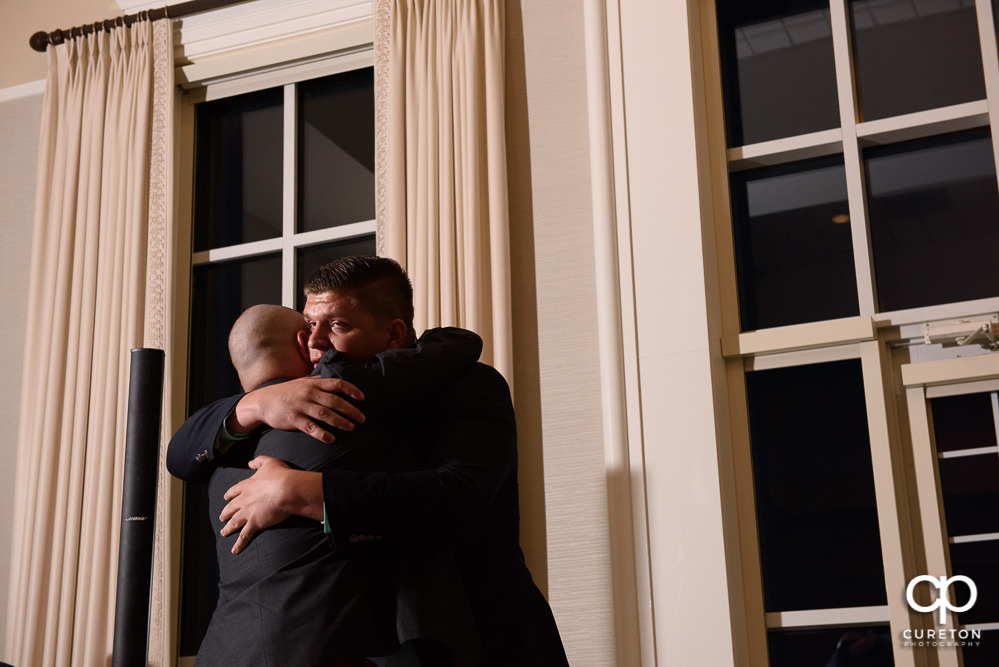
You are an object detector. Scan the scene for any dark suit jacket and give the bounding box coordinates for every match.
[168,328,568,667]
[199,407,478,666]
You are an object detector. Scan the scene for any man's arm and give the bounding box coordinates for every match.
[166,394,243,483]
[220,363,515,552]
[166,376,367,484]
[319,327,482,410]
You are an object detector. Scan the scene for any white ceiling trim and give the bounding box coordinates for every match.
[115,0,373,87]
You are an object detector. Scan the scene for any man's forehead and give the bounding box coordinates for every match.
[303,290,358,314]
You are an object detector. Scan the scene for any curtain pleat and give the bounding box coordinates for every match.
[6,19,174,667]
[376,0,513,381]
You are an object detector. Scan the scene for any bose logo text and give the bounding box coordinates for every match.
[906,575,977,625]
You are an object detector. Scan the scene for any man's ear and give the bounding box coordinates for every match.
[386,319,408,349]
[296,329,310,362]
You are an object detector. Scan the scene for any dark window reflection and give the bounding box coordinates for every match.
[295,236,377,311]
[931,392,999,453]
[747,359,886,612]
[865,128,999,312]
[928,392,999,637]
[849,0,985,122]
[950,540,999,626]
[768,626,893,667]
[961,628,999,667]
[939,453,999,536]
[194,88,283,251]
[180,253,281,656]
[717,0,840,146]
[188,254,283,411]
[731,156,859,331]
[298,68,375,233]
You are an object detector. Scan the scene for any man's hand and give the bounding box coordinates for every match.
[220,456,325,554]
[229,376,365,443]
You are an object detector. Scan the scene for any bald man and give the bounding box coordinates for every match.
[227,304,314,395]
[195,305,482,666]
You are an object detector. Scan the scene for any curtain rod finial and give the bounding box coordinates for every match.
[29,31,50,53]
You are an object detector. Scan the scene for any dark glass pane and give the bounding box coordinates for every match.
[931,392,999,453]
[950,540,999,625]
[747,359,886,612]
[768,626,893,667]
[717,0,839,146]
[188,254,283,411]
[295,235,377,311]
[298,68,375,233]
[865,128,999,312]
[731,156,859,331]
[849,0,985,122]
[194,88,283,251]
[938,453,999,536]
[962,628,999,666]
[180,253,281,656]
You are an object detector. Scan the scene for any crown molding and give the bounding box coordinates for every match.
[115,0,373,87]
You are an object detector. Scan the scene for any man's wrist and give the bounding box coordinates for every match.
[216,406,252,454]
[228,392,263,434]
[283,469,324,522]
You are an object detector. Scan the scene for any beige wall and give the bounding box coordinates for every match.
[0,89,42,662]
[1,0,123,89]
[0,2,746,665]
[507,1,619,664]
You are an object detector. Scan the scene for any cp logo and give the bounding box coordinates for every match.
[906,575,977,625]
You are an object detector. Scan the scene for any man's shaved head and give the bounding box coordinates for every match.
[229,304,312,391]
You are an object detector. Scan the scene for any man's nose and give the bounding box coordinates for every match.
[308,325,330,350]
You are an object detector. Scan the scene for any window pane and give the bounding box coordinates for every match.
[849,0,985,122]
[747,359,886,612]
[181,253,281,655]
[949,540,999,626]
[188,254,283,411]
[298,68,375,233]
[731,157,859,331]
[962,628,999,667]
[716,0,839,146]
[768,627,893,667]
[930,392,999,453]
[938,454,999,536]
[865,129,999,312]
[295,236,377,310]
[194,88,283,251]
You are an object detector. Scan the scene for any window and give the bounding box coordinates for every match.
[932,390,999,663]
[709,0,999,664]
[178,64,376,657]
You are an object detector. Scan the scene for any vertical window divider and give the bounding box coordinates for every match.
[859,340,922,667]
[282,83,297,309]
[829,0,877,318]
[724,357,771,667]
[991,392,999,462]
[699,0,743,354]
[974,0,999,181]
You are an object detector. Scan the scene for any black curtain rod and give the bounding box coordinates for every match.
[29,0,254,53]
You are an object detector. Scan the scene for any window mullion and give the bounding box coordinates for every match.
[859,340,921,667]
[829,0,876,317]
[974,0,999,181]
[282,82,297,308]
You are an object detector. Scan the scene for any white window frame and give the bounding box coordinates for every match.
[167,3,375,664]
[701,0,999,663]
[904,354,999,667]
[180,50,377,310]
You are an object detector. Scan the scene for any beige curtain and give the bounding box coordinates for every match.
[5,18,175,667]
[375,0,513,380]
